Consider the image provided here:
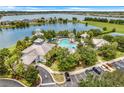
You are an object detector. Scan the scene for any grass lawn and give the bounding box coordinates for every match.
[8,44,16,52]
[81,21,124,34]
[52,73,65,83]
[50,61,59,71]
[116,51,124,58]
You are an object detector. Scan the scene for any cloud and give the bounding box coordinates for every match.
[0,6,124,11]
[0,6,16,11]
[67,7,91,11]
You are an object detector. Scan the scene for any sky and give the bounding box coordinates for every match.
[0,6,124,11]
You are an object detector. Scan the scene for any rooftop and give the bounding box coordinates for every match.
[33,38,44,44]
[21,39,55,65]
[92,38,109,48]
[80,33,89,38]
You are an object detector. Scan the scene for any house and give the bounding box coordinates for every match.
[92,38,109,49]
[21,38,55,65]
[80,32,89,39]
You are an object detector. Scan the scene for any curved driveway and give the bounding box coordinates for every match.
[0,79,24,87]
[37,66,54,84]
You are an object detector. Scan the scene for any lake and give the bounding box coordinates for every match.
[0,22,100,48]
[1,14,124,22]
[1,13,123,48]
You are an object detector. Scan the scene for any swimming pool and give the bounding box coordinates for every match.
[58,38,77,49]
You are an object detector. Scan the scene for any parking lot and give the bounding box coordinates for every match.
[34,59,124,87]
[1,59,124,87]
[61,58,124,87]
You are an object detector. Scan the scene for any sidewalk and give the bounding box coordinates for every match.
[37,56,124,75]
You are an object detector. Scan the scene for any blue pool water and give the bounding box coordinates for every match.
[58,38,77,49]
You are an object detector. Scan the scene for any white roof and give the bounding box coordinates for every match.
[34,38,44,43]
[80,33,89,38]
[34,31,44,36]
[92,38,109,48]
[21,41,55,65]
[21,50,38,65]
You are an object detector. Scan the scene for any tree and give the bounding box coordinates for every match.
[103,27,107,31]
[24,36,30,42]
[25,65,39,86]
[79,70,124,87]
[58,54,78,71]
[5,55,17,76]
[78,47,97,66]
[0,61,8,75]
[15,63,25,78]
[85,22,88,26]
[73,29,77,36]
[90,29,102,36]
[103,35,115,42]
[115,36,124,52]
[72,17,77,22]
[98,44,117,60]
[112,28,116,32]
[0,48,10,62]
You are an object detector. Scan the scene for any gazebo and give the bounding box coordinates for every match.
[80,32,89,39]
[34,29,44,36]
[34,38,44,45]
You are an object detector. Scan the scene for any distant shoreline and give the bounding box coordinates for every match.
[0,11,124,18]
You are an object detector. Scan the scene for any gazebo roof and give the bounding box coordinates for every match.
[33,38,44,43]
[34,31,44,36]
[80,33,89,37]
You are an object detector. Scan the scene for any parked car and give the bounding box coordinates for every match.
[65,72,71,82]
[101,65,109,71]
[118,61,124,67]
[115,62,124,68]
[106,63,113,68]
[103,64,115,72]
[111,62,121,69]
[96,66,104,72]
[92,67,101,75]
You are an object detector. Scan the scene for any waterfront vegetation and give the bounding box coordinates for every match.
[79,70,124,87]
[0,36,40,86]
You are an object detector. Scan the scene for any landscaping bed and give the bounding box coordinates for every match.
[52,73,65,84]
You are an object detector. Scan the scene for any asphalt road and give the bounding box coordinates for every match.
[37,66,54,84]
[0,79,24,87]
[60,72,87,87]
